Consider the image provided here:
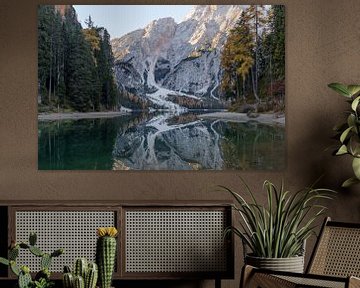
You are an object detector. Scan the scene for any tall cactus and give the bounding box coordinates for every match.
[96,227,118,288]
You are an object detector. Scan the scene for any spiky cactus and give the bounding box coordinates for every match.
[85,262,98,288]
[96,227,118,288]
[73,275,85,288]
[63,260,98,288]
[74,258,88,279]
[0,232,64,288]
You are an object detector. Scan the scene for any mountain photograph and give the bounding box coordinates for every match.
[38,5,285,170]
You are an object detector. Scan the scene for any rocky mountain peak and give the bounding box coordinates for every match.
[111,5,244,109]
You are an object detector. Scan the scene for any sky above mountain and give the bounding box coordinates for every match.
[74,5,192,39]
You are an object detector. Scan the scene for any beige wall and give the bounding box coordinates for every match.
[0,0,360,287]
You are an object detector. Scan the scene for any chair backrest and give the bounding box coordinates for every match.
[307,217,360,277]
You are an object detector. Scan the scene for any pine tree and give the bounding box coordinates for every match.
[63,6,97,112]
[271,5,285,81]
[38,5,55,104]
[243,5,267,102]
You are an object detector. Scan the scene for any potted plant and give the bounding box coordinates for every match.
[328,83,360,187]
[221,179,334,273]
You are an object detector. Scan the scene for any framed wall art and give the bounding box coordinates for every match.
[38,4,285,170]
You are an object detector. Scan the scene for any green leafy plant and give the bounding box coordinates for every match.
[0,232,63,288]
[221,179,334,258]
[328,83,360,187]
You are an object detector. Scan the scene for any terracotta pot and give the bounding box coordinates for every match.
[245,254,305,273]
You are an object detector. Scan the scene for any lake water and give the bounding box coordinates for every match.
[38,111,285,170]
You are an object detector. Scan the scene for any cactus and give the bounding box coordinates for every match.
[0,232,63,288]
[0,257,9,266]
[63,259,98,288]
[10,260,20,276]
[74,258,88,279]
[63,272,74,288]
[29,245,44,257]
[29,232,37,246]
[41,253,52,270]
[18,268,32,288]
[18,272,32,288]
[9,246,19,260]
[74,275,85,288]
[96,227,118,288]
[85,263,98,288]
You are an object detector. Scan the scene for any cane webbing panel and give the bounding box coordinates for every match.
[15,211,115,272]
[125,210,227,273]
[277,275,345,288]
[309,226,360,277]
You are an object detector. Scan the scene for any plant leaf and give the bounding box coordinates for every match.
[352,157,360,179]
[342,177,360,188]
[336,145,348,155]
[347,85,360,97]
[328,83,351,97]
[351,96,360,111]
[340,126,352,143]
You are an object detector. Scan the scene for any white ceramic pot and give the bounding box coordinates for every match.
[245,254,305,273]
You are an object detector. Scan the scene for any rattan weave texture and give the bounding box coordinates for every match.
[125,210,227,273]
[15,211,115,272]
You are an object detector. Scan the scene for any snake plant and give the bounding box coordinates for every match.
[328,83,360,187]
[221,178,335,258]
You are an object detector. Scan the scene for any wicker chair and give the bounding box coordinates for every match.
[241,217,360,288]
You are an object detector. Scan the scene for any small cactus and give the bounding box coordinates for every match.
[63,272,74,288]
[85,263,98,288]
[74,275,85,288]
[74,258,88,279]
[63,259,98,288]
[96,227,118,288]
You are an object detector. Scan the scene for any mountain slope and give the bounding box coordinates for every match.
[111,5,244,109]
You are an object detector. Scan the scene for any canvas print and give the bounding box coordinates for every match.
[38,5,285,170]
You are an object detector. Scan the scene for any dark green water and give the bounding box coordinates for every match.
[38,112,285,170]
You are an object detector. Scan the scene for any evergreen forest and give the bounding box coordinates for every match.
[38,5,119,112]
[221,5,285,113]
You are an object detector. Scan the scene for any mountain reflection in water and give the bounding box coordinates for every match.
[38,111,285,170]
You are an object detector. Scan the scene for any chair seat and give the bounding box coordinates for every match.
[243,266,360,288]
[277,275,346,288]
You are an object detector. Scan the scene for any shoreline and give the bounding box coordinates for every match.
[199,112,285,126]
[38,110,286,125]
[38,111,129,121]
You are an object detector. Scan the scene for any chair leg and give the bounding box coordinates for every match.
[240,265,255,288]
